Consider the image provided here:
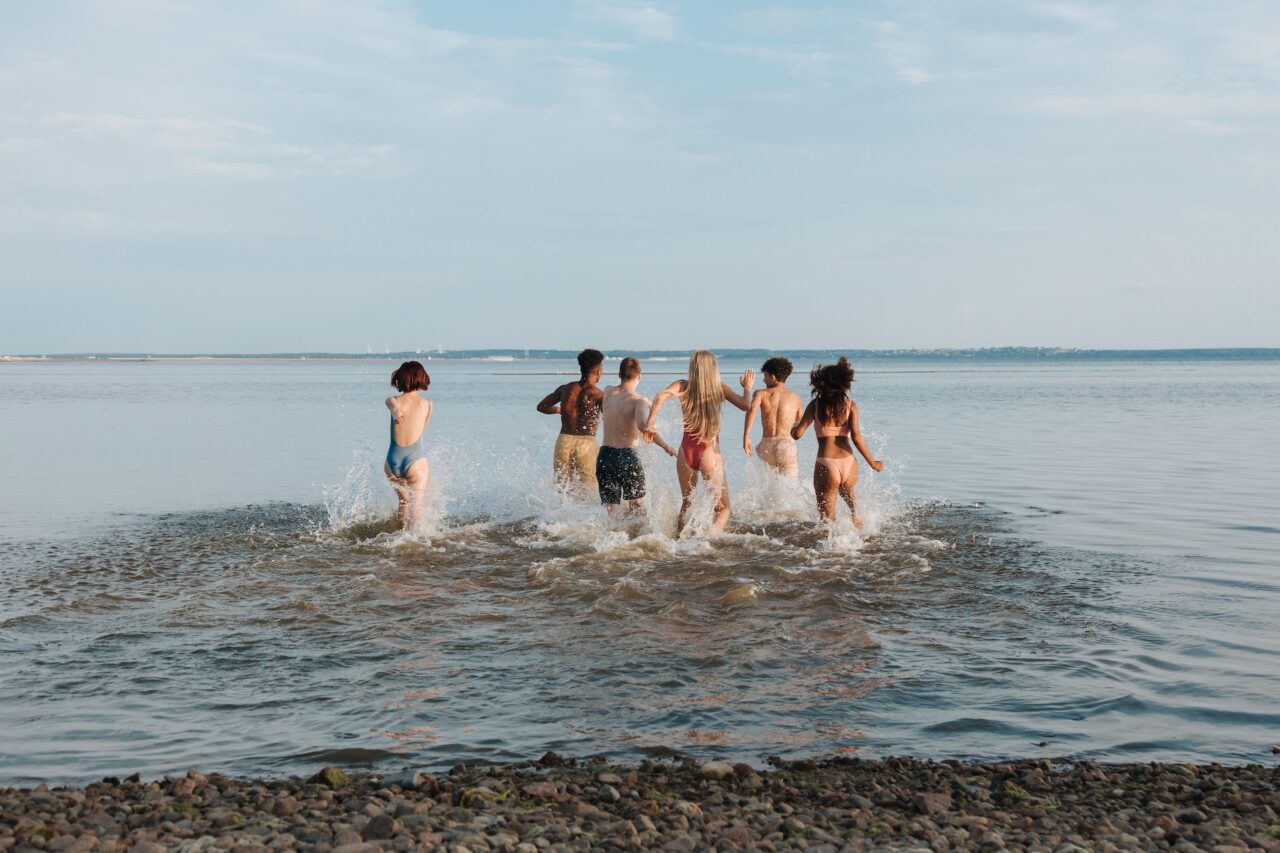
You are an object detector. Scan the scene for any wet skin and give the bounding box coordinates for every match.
[537,368,604,436]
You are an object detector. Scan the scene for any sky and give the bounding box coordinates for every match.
[2,0,1279,353]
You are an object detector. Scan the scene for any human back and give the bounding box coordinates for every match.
[790,356,884,524]
[680,350,725,442]
[555,378,603,436]
[537,348,606,492]
[757,386,803,437]
[811,359,856,458]
[643,350,755,534]
[384,360,434,529]
[602,384,648,448]
[389,390,431,446]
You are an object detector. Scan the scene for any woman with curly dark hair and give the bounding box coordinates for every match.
[791,357,884,526]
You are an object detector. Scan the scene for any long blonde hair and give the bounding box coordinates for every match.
[681,350,723,442]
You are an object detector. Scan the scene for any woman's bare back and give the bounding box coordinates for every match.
[388,393,432,446]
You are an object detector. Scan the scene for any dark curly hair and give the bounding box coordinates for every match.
[390,360,430,393]
[577,348,604,378]
[761,356,793,382]
[809,357,854,424]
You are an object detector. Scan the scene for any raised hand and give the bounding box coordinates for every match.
[740,369,755,390]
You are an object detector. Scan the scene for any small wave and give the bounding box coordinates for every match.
[718,582,759,604]
[284,747,402,766]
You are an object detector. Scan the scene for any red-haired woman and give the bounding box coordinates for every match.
[385,360,434,528]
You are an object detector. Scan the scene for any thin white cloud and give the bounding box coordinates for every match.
[1033,2,1117,32]
[864,18,939,87]
[899,67,935,85]
[1181,118,1241,136]
[1033,92,1280,119]
[705,42,834,82]
[577,1,678,42]
[13,112,396,181]
[35,113,266,152]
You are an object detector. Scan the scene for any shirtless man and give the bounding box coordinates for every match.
[597,357,676,515]
[743,356,804,477]
[537,348,605,492]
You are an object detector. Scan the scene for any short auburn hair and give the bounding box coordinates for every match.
[390,360,430,393]
[619,357,641,380]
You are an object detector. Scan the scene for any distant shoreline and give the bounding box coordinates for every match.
[3,347,1279,364]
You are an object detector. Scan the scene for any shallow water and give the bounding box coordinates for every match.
[1,357,1278,784]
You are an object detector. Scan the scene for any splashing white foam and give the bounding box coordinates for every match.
[319,420,911,566]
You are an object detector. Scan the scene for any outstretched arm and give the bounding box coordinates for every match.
[849,402,884,472]
[721,369,755,412]
[636,399,677,456]
[642,381,684,446]
[791,400,815,441]
[742,390,764,455]
[536,386,563,415]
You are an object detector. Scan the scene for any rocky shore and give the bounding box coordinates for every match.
[2,754,1277,852]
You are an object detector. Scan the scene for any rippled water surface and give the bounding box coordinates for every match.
[1,357,1278,784]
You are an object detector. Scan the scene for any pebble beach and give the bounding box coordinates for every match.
[3,754,1278,852]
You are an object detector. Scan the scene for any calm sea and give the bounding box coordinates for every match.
[1,355,1277,784]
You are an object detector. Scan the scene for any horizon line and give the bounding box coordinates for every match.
[5,345,1280,361]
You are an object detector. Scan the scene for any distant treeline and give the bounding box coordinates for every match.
[18,347,1280,361]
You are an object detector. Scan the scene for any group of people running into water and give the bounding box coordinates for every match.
[384,350,884,531]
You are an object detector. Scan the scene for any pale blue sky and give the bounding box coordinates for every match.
[2,1,1278,352]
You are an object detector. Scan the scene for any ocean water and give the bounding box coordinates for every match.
[1,356,1278,785]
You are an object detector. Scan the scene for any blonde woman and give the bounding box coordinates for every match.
[643,351,754,533]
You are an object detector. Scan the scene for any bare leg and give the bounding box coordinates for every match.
[675,454,698,534]
[838,474,861,527]
[385,463,410,528]
[402,459,430,528]
[813,462,839,521]
[701,450,730,532]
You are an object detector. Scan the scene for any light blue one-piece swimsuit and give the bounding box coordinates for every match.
[386,399,429,478]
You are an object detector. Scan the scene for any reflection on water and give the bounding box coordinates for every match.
[1,358,1279,783]
[2,492,1278,785]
